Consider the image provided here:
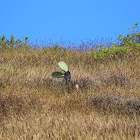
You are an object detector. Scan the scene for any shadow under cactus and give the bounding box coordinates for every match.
[20,74,132,94]
[46,77,100,94]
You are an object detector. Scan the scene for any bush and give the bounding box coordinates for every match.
[0,34,31,50]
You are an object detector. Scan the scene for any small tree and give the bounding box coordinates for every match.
[118,22,140,47]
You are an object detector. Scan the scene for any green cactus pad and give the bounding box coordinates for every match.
[58,61,68,72]
[52,72,64,78]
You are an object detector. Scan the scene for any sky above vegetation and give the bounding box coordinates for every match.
[1,0,140,45]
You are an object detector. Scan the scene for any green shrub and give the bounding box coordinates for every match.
[0,34,31,50]
[118,22,140,47]
[91,22,140,60]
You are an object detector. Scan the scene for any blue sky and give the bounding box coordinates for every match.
[1,0,140,46]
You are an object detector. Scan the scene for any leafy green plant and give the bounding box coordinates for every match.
[91,45,132,61]
[0,34,31,50]
[52,61,71,93]
[118,22,140,47]
[91,22,140,61]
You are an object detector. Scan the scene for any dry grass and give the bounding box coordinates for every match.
[0,45,140,140]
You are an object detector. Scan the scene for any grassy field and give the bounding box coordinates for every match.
[0,32,140,139]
